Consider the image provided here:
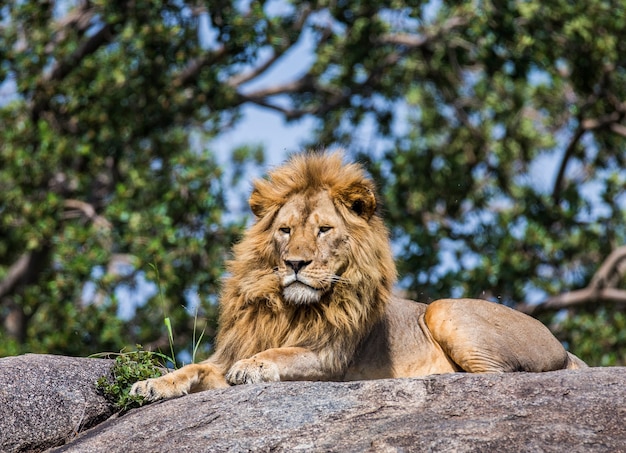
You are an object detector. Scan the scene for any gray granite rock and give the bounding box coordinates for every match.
[0,354,114,452]
[54,367,626,452]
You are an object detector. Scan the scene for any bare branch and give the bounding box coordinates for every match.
[589,245,626,290]
[237,95,312,120]
[517,287,626,316]
[173,47,228,87]
[63,199,112,230]
[46,2,97,53]
[378,16,469,47]
[516,246,626,316]
[243,75,315,99]
[44,23,113,84]
[0,254,33,300]
[610,122,626,137]
[241,47,402,117]
[228,49,291,89]
[179,6,315,91]
[551,126,584,203]
[228,7,314,88]
[553,100,626,202]
[581,112,623,130]
[235,15,468,122]
[0,248,51,301]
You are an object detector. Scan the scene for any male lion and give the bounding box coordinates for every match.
[131,151,585,401]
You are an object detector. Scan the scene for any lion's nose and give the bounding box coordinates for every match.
[285,260,311,274]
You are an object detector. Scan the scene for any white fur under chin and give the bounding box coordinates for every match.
[283,282,322,305]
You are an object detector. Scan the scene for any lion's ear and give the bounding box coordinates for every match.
[339,183,377,220]
[249,188,269,218]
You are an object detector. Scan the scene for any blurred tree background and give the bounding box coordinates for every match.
[1,1,625,366]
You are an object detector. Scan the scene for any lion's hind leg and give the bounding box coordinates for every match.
[130,362,229,401]
[424,298,572,373]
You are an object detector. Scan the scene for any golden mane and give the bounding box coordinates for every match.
[248,151,378,219]
[212,151,397,374]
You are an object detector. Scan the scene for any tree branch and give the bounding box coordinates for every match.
[43,23,114,84]
[589,245,626,290]
[227,7,314,89]
[552,100,626,203]
[0,254,33,300]
[234,15,469,122]
[517,287,626,316]
[0,248,51,301]
[228,48,292,89]
[240,48,402,118]
[551,125,584,203]
[46,2,97,53]
[610,122,626,137]
[63,199,112,230]
[173,47,228,87]
[236,95,313,120]
[516,246,626,316]
[31,20,118,124]
[243,75,316,99]
[377,16,469,48]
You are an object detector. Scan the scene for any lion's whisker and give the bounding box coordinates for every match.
[326,274,350,285]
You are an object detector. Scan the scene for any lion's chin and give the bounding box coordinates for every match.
[283,282,322,305]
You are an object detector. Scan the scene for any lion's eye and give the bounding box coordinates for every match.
[318,226,332,235]
[279,227,291,235]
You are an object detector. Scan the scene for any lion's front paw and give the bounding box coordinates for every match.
[226,358,280,385]
[130,375,191,402]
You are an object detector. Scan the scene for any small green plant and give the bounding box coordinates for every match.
[191,302,207,364]
[94,264,210,412]
[149,262,209,367]
[150,262,178,368]
[95,347,167,412]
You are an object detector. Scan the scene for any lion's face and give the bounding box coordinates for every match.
[273,190,350,305]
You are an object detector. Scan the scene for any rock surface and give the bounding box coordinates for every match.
[0,354,114,452]
[1,354,625,452]
[58,367,625,452]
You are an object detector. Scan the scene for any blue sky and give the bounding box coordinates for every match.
[211,103,316,166]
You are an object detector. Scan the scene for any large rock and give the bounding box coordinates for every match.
[1,354,624,452]
[0,354,114,452]
[54,367,625,452]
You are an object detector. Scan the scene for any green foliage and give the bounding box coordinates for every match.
[1,0,625,366]
[0,1,252,358]
[348,1,626,364]
[558,308,626,366]
[95,348,165,412]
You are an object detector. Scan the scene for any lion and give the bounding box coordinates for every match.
[131,151,586,401]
